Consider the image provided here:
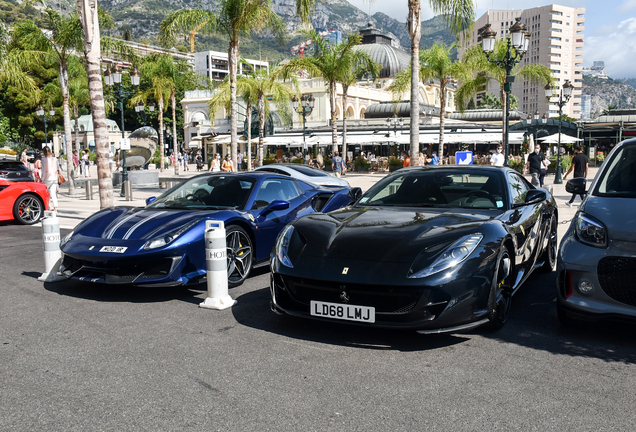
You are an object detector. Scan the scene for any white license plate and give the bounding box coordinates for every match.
[310,301,375,323]
[99,246,128,253]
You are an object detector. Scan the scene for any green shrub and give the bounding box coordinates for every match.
[290,158,303,164]
[353,156,370,171]
[263,155,277,165]
[595,152,606,162]
[509,158,524,173]
[560,155,572,172]
[388,156,402,168]
[89,151,97,162]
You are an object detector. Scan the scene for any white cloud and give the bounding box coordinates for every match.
[585,17,636,78]
[619,0,636,12]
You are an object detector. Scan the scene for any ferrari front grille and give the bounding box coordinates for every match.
[280,275,427,314]
[598,257,636,306]
[61,255,178,283]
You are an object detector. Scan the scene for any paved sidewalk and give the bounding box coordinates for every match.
[50,166,598,237]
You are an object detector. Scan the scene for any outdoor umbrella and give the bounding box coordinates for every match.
[539,133,583,144]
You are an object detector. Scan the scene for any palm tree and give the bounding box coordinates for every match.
[389,43,467,161]
[132,55,175,173]
[159,0,286,171]
[68,58,89,154]
[210,64,296,169]
[340,42,381,166]
[456,41,554,146]
[279,31,372,154]
[0,19,36,92]
[294,0,474,166]
[12,9,84,194]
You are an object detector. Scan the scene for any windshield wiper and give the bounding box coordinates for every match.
[400,203,442,207]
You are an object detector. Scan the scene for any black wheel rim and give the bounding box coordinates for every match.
[17,196,42,224]
[494,251,512,326]
[226,229,252,284]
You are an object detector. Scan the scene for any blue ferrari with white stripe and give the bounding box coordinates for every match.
[57,172,360,287]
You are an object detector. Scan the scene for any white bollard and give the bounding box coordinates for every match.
[38,211,62,281]
[199,220,237,310]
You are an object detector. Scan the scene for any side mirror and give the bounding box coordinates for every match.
[565,178,587,195]
[146,196,157,205]
[524,189,547,205]
[266,200,290,212]
[348,187,363,201]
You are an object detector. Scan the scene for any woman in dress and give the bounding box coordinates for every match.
[20,149,29,168]
[40,146,59,215]
[33,155,42,182]
[209,153,221,172]
[82,150,90,177]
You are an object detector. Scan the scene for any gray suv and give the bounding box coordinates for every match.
[0,159,34,182]
[557,137,636,325]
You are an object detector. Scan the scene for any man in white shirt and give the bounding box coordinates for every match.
[237,151,243,171]
[490,146,505,167]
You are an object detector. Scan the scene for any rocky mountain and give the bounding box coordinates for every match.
[582,75,636,117]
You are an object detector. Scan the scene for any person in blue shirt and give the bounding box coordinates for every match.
[332,151,344,178]
[426,151,440,165]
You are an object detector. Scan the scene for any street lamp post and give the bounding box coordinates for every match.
[291,94,315,164]
[386,114,404,157]
[104,65,140,196]
[36,105,56,149]
[545,80,574,184]
[481,17,530,167]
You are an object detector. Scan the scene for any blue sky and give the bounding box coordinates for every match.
[346,0,636,78]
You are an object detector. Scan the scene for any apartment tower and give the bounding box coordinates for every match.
[459,4,585,119]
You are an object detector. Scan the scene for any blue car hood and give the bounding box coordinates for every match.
[79,208,238,241]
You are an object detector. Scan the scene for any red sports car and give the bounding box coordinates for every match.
[0,179,50,225]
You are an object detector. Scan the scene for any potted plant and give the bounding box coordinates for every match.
[324,157,332,171]
[388,156,403,172]
[353,156,370,172]
[595,152,605,167]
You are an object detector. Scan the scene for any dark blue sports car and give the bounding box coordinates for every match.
[58,172,360,287]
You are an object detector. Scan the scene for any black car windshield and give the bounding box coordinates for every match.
[594,143,636,198]
[147,175,255,210]
[358,170,506,210]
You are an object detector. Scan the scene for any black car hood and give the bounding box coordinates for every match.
[294,206,494,263]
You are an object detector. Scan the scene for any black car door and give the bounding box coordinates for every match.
[505,172,542,277]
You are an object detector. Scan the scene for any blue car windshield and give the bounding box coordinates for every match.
[357,170,506,210]
[147,175,255,210]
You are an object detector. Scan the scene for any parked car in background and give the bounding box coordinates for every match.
[0,179,49,225]
[0,158,34,182]
[557,138,636,325]
[57,172,361,288]
[270,166,558,333]
[255,164,350,188]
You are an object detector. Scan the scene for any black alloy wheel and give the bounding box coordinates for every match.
[540,214,558,272]
[226,225,253,287]
[13,194,44,225]
[487,247,513,331]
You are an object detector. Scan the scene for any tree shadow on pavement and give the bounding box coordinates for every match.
[473,269,636,364]
[231,286,468,353]
[43,279,203,305]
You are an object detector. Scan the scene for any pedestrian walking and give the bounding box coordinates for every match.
[332,151,344,178]
[564,144,589,207]
[524,143,545,187]
[222,154,233,172]
[41,146,60,215]
[209,153,221,172]
[33,155,42,182]
[20,149,29,169]
[237,151,243,171]
[72,150,80,177]
[82,150,90,177]
[490,146,505,167]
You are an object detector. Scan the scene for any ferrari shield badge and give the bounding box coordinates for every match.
[342,267,349,275]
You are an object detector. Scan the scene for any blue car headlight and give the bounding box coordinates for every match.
[275,225,295,268]
[143,219,201,250]
[409,234,483,279]
[575,213,607,248]
[60,230,74,248]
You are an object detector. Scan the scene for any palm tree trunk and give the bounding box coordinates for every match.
[438,81,446,161]
[172,92,179,175]
[246,101,252,171]
[408,0,421,167]
[77,0,112,209]
[59,64,75,194]
[342,84,348,168]
[159,97,165,172]
[258,94,265,165]
[229,40,239,171]
[73,106,80,154]
[330,81,338,154]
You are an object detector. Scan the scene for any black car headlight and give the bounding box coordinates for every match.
[409,234,483,279]
[143,219,201,250]
[575,213,607,248]
[275,225,295,268]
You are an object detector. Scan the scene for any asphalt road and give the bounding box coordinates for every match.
[2,223,636,431]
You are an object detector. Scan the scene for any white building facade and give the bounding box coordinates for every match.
[459,4,585,119]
